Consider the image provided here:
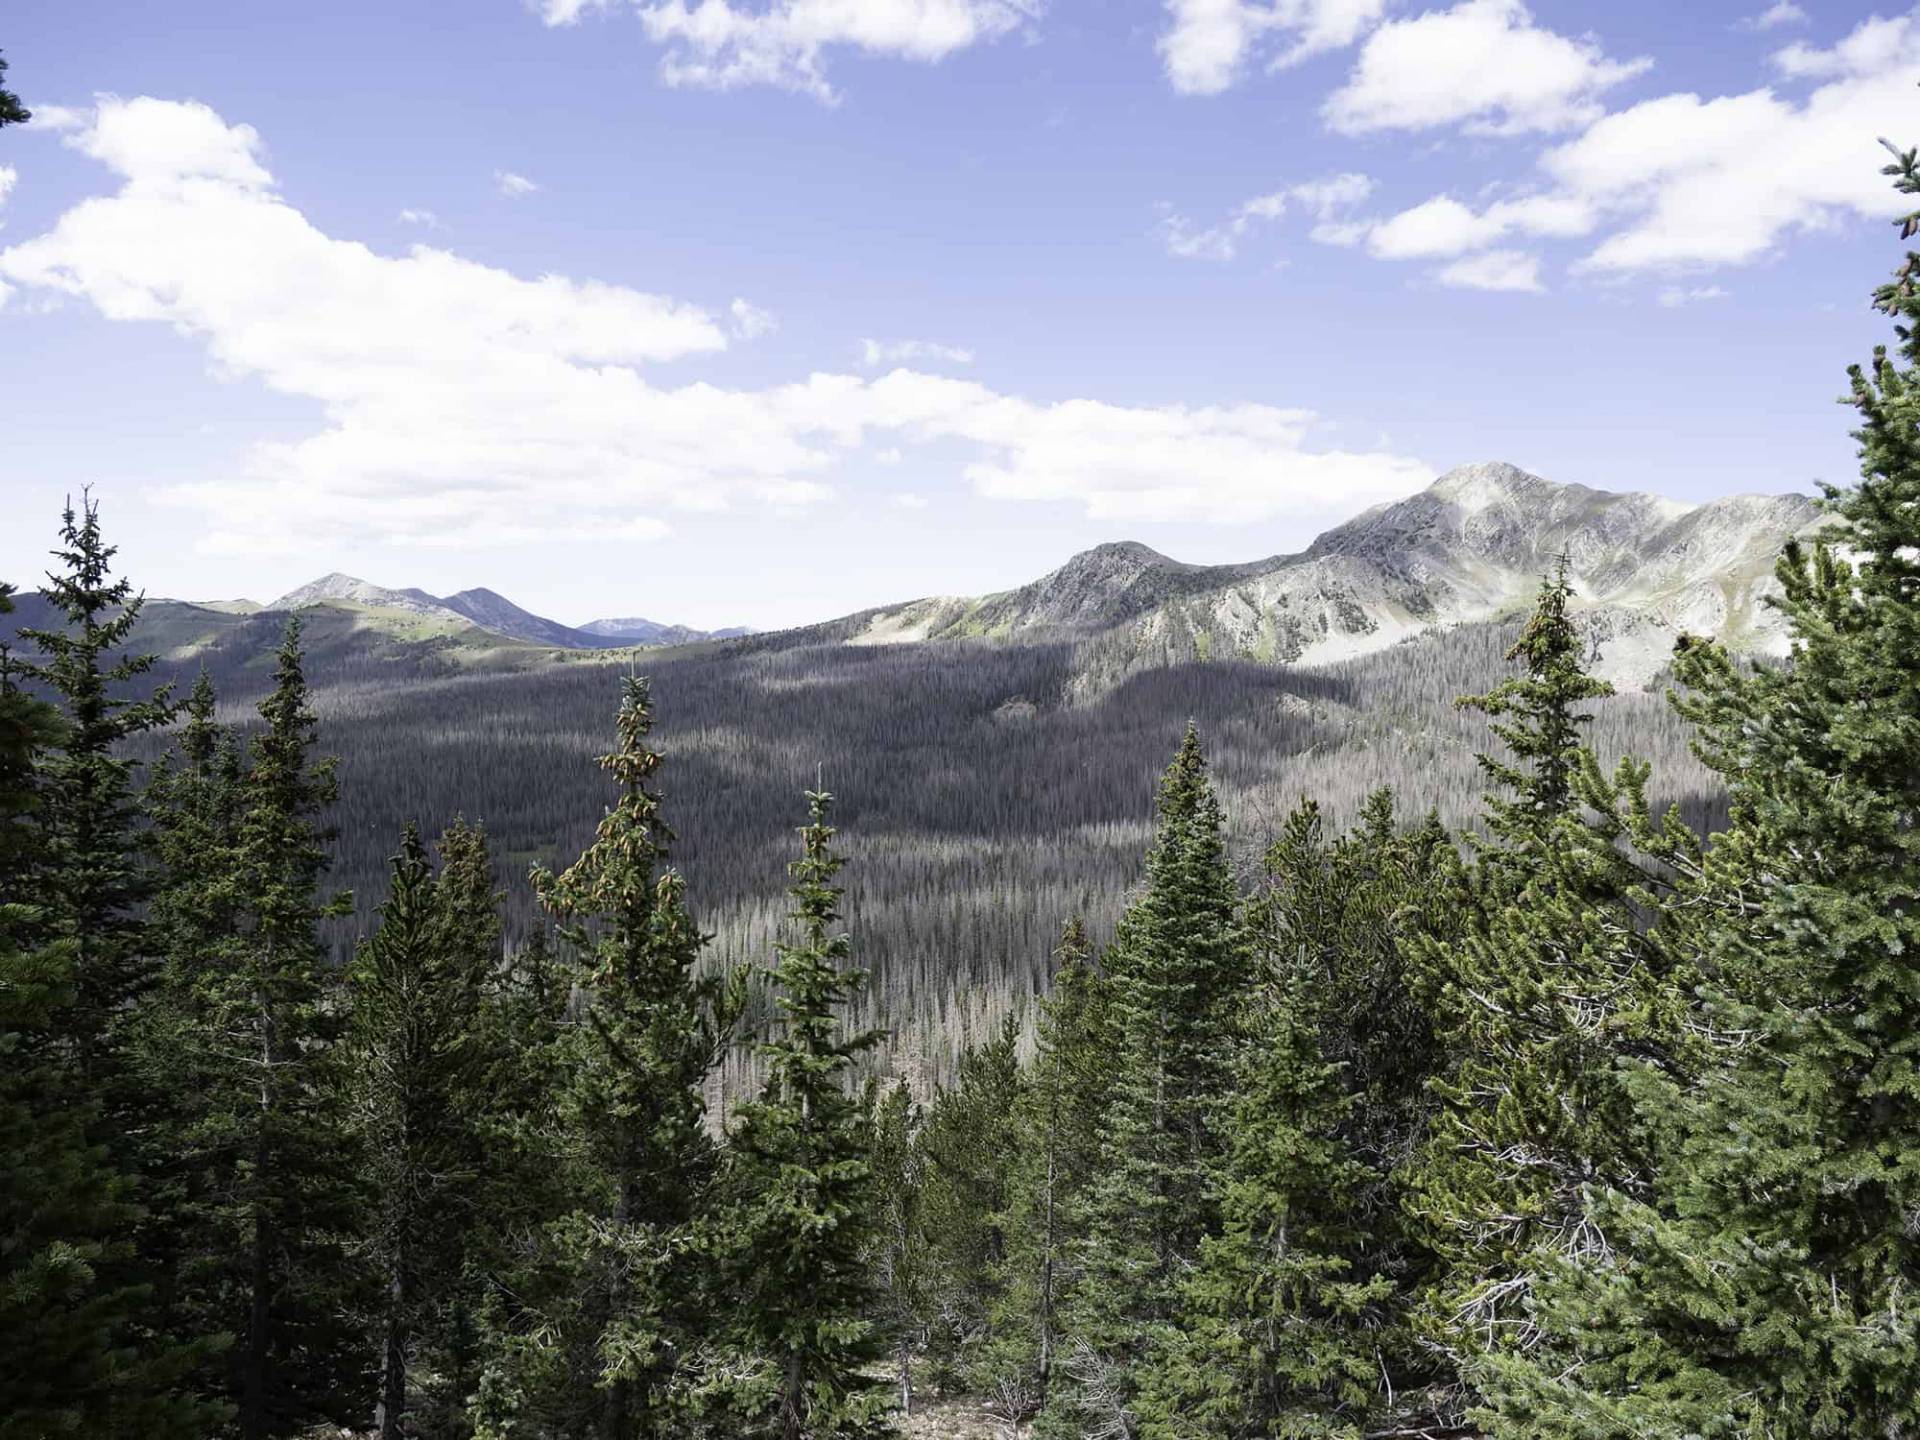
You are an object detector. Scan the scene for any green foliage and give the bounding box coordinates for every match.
[0,582,217,1439]
[719,789,890,1440]
[982,919,1111,1423]
[1052,724,1257,1433]
[1478,136,1920,1440]
[1406,566,1677,1420]
[475,676,740,1440]
[0,50,27,127]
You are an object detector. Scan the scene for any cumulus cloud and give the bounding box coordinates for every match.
[729,297,777,338]
[1158,0,1388,95]
[1161,172,1374,261]
[0,98,1432,548]
[1324,0,1650,136]
[543,0,1040,102]
[860,337,974,366]
[1434,249,1543,292]
[1338,11,1920,282]
[494,169,539,197]
[1740,1,1806,32]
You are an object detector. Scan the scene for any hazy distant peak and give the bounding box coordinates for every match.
[270,573,459,619]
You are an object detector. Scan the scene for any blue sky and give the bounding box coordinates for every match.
[1,0,1915,629]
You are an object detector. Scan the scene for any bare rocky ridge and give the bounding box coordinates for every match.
[844,461,1826,687]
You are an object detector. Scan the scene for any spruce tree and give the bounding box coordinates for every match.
[0,49,29,126]
[1134,963,1387,1440]
[1482,138,1920,1440]
[222,619,364,1437]
[0,583,214,1438]
[19,495,173,1108]
[914,1014,1022,1392]
[984,918,1111,1422]
[1406,566,1677,1419]
[1052,725,1254,1435]
[721,788,890,1440]
[475,675,737,1440]
[348,823,496,1439]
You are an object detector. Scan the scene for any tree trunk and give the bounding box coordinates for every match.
[241,993,276,1440]
[375,1263,407,1440]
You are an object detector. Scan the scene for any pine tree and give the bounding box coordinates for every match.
[348,823,496,1439]
[0,49,29,126]
[215,618,365,1438]
[476,675,738,1440]
[915,1014,1022,1392]
[1052,724,1255,1434]
[721,788,890,1440]
[0,583,215,1438]
[1481,138,1920,1440]
[1134,964,1388,1440]
[1406,566,1678,1418]
[19,495,173,1110]
[984,918,1111,1423]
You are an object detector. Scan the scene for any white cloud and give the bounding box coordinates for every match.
[1343,12,1920,280]
[397,207,441,227]
[1,98,1432,547]
[1546,14,1920,272]
[1772,12,1915,78]
[1658,284,1730,307]
[1739,1,1806,32]
[729,296,777,338]
[546,0,1040,102]
[1158,0,1388,96]
[1363,192,1594,258]
[494,169,539,197]
[1434,249,1543,292]
[1325,0,1650,136]
[0,166,15,209]
[891,492,930,508]
[1161,172,1374,261]
[860,337,974,366]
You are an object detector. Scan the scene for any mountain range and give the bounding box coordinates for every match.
[205,573,753,651]
[113,460,1824,690]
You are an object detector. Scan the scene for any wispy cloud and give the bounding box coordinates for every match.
[729,297,777,339]
[397,207,441,228]
[1158,0,1387,95]
[1160,172,1374,261]
[494,169,539,198]
[860,337,974,367]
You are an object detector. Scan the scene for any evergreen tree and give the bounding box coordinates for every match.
[475,675,737,1440]
[19,495,173,1108]
[1483,138,1920,1440]
[347,822,495,1439]
[1134,963,1387,1440]
[984,918,1111,1423]
[914,1014,1022,1392]
[721,788,890,1440]
[1406,566,1677,1418]
[1052,724,1255,1435]
[216,619,365,1438]
[0,49,28,126]
[0,583,214,1438]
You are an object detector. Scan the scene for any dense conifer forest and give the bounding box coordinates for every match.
[7,131,1920,1440]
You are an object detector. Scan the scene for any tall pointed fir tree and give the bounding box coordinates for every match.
[347,822,497,1439]
[474,675,738,1440]
[217,618,365,1438]
[984,918,1112,1424]
[1479,137,1920,1440]
[1405,562,1679,1421]
[18,495,173,1128]
[914,1013,1022,1391]
[720,788,890,1440]
[0,583,215,1439]
[1050,724,1255,1436]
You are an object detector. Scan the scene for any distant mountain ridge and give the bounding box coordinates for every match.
[837,461,1827,687]
[258,574,747,651]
